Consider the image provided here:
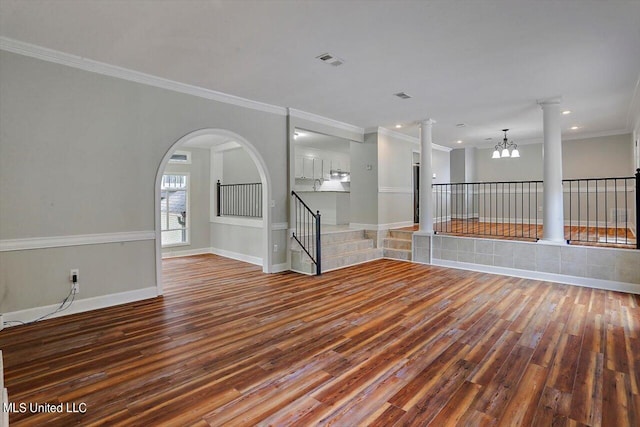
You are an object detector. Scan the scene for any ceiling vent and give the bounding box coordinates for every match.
[316,53,344,66]
[394,92,412,100]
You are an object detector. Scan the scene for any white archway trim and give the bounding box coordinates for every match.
[155,128,273,295]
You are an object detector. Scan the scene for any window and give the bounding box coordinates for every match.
[168,151,191,164]
[160,174,189,247]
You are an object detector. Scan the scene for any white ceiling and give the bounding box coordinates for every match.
[1,0,639,148]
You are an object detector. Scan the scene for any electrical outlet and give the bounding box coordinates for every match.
[273,244,279,252]
[70,269,79,294]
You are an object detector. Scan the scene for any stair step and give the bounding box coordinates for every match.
[291,237,373,255]
[384,248,412,261]
[383,238,412,250]
[293,229,367,245]
[388,229,414,240]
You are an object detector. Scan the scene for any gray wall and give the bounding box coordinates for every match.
[162,147,211,254]
[450,149,466,183]
[474,133,633,182]
[475,144,544,181]
[0,50,287,313]
[378,131,414,225]
[222,147,261,184]
[432,149,451,185]
[350,133,379,225]
[562,133,634,179]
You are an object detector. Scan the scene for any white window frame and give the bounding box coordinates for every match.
[168,150,192,165]
[160,172,190,248]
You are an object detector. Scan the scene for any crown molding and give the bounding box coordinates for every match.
[377,127,452,152]
[562,128,630,141]
[0,37,287,116]
[288,108,364,136]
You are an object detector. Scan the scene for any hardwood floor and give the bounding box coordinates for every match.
[1,255,639,426]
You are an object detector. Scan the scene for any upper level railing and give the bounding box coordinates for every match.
[432,169,639,249]
[291,191,321,275]
[217,180,262,218]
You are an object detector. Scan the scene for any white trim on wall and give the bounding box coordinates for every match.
[377,127,452,152]
[210,247,262,266]
[379,186,413,194]
[0,231,156,252]
[162,247,213,259]
[211,216,264,228]
[2,287,158,326]
[0,37,287,116]
[288,108,364,136]
[272,222,289,231]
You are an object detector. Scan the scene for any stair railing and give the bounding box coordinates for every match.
[291,191,321,275]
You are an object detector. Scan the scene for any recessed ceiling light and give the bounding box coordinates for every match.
[562,110,572,115]
[394,92,412,100]
[395,124,402,129]
[457,140,463,144]
[570,126,579,130]
[456,123,466,128]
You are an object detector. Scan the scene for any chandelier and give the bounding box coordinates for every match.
[492,129,520,158]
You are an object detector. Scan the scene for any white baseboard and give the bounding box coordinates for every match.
[210,247,262,266]
[432,259,640,295]
[162,247,212,259]
[2,287,158,327]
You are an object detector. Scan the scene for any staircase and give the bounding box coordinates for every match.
[383,229,414,261]
[291,229,382,274]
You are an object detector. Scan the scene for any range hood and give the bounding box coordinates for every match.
[330,169,350,177]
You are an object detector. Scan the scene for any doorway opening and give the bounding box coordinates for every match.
[154,129,272,295]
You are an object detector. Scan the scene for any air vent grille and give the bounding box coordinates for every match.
[394,92,412,99]
[316,53,344,67]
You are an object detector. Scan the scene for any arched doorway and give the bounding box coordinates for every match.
[154,129,273,294]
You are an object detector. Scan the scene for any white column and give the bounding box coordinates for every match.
[538,97,565,244]
[419,119,435,233]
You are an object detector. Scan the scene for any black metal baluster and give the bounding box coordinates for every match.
[625,178,628,244]
[605,179,609,244]
[535,182,538,240]
[569,181,572,243]
[587,180,590,242]
[615,179,618,243]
